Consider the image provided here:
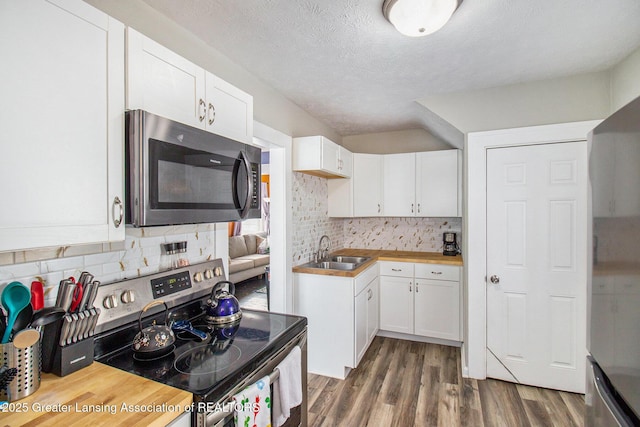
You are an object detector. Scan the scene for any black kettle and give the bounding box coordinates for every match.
[204,281,242,325]
[132,300,175,360]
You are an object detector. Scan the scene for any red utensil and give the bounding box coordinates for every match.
[30,281,44,311]
[69,282,83,313]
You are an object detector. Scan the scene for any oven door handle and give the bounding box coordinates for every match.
[205,329,307,426]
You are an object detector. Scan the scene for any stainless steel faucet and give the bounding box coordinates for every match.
[317,234,330,261]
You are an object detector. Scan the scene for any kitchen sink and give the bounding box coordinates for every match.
[300,256,371,271]
[329,256,369,264]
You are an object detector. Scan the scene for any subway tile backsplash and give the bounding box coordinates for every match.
[0,225,219,307]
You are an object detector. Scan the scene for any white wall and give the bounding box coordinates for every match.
[418,71,611,134]
[611,46,640,111]
[83,0,341,143]
[342,128,451,153]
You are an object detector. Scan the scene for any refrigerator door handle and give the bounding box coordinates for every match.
[590,360,634,427]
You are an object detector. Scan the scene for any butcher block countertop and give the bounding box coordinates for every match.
[1,362,192,427]
[292,249,463,277]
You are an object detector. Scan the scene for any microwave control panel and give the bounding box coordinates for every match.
[251,163,260,208]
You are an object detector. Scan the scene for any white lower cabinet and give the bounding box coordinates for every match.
[379,262,461,341]
[355,276,379,365]
[295,264,378,379]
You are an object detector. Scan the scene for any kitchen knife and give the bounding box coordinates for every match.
[88,308,100,337]
[74,311,86,343]
[57,281,76,312]
[87,280,100,308]
[68,283,84,313]
[59,315,72,347]
[78,281,93,312]
[66,314,79,346]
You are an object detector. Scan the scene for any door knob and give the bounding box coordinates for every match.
[490,275,500,284]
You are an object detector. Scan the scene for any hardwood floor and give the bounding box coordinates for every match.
[307,336,585,427]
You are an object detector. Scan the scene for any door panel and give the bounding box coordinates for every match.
[486,142,587,393]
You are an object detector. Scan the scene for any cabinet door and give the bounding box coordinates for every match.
[338,146,353,178]
[383,153,415,216]
[354,287,368,365]
[205,72,254,144]
[322,138,340,175]
[127,28,206,129]
[414,279,460,340]
[416,150,461,217]
[379,276,413,334]
[367,277,380,343]
[0,0,125,252]
[353,154,384,216]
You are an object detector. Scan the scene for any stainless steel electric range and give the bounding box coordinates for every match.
[92,260,307,427]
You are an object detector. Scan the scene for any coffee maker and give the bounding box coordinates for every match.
[443,232,459,256]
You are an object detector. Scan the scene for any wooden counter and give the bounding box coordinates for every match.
[292,249,463,277]
[1,362,192,427]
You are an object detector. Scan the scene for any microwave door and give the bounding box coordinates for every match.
[232,151,253,219]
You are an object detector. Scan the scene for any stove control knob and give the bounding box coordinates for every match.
[103,294,118,309]
[193,272,204,283]
[120,290,135,304]
[204,269,214,280]
[214,267,223,277]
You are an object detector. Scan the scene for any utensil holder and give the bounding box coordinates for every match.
[0,339,41,401]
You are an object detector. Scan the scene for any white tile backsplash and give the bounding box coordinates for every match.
[0,225,219,303]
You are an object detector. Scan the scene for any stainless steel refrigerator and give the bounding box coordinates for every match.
[587,94,640,426]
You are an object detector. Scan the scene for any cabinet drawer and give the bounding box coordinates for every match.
[379,262,414,278]
[355,263,378,296]
[414,263,460,281]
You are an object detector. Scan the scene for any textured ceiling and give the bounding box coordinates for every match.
[142,0,640,144]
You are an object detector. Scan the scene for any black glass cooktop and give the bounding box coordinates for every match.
[94,302,306,402]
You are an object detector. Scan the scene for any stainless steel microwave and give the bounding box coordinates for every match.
[125,110,260,227]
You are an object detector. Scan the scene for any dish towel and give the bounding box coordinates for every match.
[233,375,271,427]
[272,346,302,427]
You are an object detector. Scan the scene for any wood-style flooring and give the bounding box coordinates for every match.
[307,336,585,427]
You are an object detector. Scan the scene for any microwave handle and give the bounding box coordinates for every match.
[237,151,254,219]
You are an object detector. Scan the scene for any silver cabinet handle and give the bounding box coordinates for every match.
[409,282,412,292]
[377,203,381,213]
[112,196,123,228]
[431,271,443,275]
[367,289,372,300]
[490,275,500,284]
[392,268,402,272]
[411,203,414,213]
[416,284,419,293]
[208,102,216,125]
[418,203,421,213]
[198,98,206,122]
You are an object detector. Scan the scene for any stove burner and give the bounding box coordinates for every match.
[132,345,176,362]
[235,318,286,341]
[174,343,242,375]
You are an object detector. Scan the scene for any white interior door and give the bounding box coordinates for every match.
[486,141,587,393]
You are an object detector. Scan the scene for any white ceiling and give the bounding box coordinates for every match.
[142,0,640,144]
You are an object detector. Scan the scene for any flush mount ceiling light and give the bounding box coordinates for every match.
[382,0,460,37]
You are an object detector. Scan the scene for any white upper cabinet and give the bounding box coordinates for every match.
[416,150,462,217]
[205,72,254,144]
[353,154,384,216]
[127,28,253,144]
[383,153,417,216]
[293,136,352,178]
[383,150,461,217]
[126,28,205,129]
[0,0,125,252]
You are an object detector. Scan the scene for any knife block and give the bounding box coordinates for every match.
[41,317,94,376]
[50,338,94,377]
